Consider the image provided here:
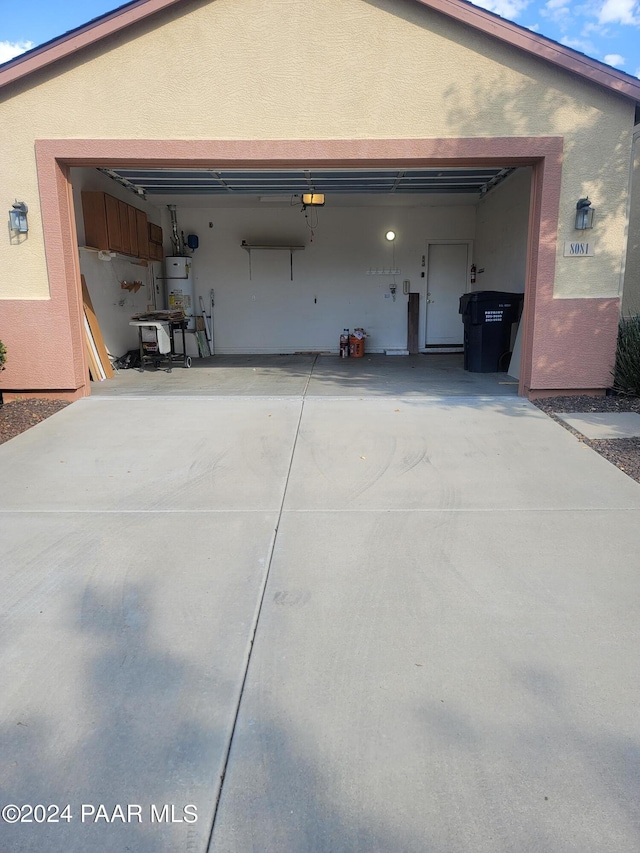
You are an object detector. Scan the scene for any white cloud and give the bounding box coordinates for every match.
[527,21,541,29]
[542,5,572,21]
[471,0,531,19]
[636,66,640,77]
[597,0,640,25]
[582,21,609,35]
[541,0,573,25]
[0,40,34,64]
[561,35,597,51]
[603,52,626,65]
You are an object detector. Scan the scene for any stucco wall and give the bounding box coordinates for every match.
[0,0,634,305]
[621,127,640,316]
[474,168,531,293]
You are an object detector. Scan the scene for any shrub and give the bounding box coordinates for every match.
[612,315,640,396]
[0,340,6,371]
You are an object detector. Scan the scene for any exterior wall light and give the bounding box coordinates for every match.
[9,201,29,233]
[385,230,396,241]
[575,197,594,230]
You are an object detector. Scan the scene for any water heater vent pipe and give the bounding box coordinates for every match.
[167,204,183,256]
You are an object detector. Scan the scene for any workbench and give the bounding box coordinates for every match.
[129,318,192,371]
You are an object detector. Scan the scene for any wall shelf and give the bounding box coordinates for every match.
[241,241,305,280]
[79,246,149,266]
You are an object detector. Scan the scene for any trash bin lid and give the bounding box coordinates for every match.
[460,291,524,326]
[462,290,524,302]
[459,291,523,314]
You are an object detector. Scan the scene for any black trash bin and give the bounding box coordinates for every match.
[459,291,523,372]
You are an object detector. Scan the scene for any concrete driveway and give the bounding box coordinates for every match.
[2,363,640,851]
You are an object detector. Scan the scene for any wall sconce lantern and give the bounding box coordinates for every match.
[9,201,29,233]
[575,197,594,230]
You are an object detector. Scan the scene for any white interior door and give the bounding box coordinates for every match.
[425,243,469,346]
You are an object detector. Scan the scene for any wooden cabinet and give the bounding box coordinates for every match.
[127,206,139,258]
[147,222,164,260]
[81,191,159,261]
[149,243,163,261]
[82,192,109,251]
[148,223,162,244]
[135,209,149,259]
[104,194,122,252]
[118,201,130,255]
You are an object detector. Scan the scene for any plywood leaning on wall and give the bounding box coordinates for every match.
[81,275,114,380]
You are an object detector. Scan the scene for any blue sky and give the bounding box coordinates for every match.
[1,0,639,77]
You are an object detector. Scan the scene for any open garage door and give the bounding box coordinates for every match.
[71,163,529,373]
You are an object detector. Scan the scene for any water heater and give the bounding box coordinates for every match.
[165,257,195,329]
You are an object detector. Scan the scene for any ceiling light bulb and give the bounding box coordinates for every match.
[385,230,396,241]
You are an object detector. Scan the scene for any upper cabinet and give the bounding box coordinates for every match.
[135,209,149,259]
[81,191,161,261]
[147,222,163,260]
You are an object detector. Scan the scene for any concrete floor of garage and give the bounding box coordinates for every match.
[90,353,520,397]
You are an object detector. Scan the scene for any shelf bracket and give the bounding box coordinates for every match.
[241,243,305,281]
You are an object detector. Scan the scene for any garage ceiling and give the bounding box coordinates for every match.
[101,167,515,198]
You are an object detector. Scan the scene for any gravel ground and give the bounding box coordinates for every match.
[533,394,640,484]
[1,393,639,485]
[0,398,70,445]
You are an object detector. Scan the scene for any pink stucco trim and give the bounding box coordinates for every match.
[0,154,87,396]
[34,136,563,168]
[1,0,639,104]
[0,135,619,398]
[527,298,620,391]
[519,154,620,393]
[528,388,607,399]
[2,389,85,403]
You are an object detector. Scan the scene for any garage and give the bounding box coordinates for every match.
[72,162,529,375]
[1,0,639,400]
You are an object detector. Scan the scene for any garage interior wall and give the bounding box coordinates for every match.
[473,168,531,294]
[72,168,164,357]
[158,200,476,354]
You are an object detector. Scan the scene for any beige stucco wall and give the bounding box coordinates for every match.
[0,0,635,302]
[621,126,640,316]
